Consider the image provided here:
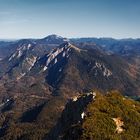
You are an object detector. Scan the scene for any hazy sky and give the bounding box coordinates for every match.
[0,0,140,39]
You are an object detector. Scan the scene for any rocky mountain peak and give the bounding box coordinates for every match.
[60,42,81,52]
[42,34,69,44]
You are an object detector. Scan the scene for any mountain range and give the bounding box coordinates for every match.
[0,35,140,140]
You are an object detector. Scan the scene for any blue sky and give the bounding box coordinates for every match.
[0,0,140,39]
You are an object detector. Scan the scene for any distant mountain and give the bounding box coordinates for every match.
[37,34,69,45]
[0,34,69,60]
[1,35,140,60]
[71,37,140,58]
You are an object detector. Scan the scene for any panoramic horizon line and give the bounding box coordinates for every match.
[0,34,140,41]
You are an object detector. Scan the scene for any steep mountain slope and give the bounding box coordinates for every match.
[72,38,140,91]
[0,35,68,78]
[47,91,140,140]
[0,43,79,140]
[55,46,140,96]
